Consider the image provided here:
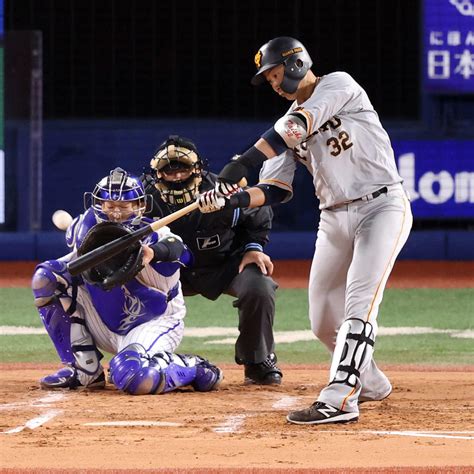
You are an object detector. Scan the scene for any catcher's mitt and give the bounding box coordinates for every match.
[78,221,144,291]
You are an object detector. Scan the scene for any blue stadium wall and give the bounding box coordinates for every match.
[2,119,473,261]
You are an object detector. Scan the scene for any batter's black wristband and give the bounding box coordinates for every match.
[218,146,267,183]
[238,146,268,169]
[218,161,248,184]
[229,191,251,209]
[256,184,290,205]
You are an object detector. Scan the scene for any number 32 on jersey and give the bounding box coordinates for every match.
[295,116,353,160]
[319,117,353,157]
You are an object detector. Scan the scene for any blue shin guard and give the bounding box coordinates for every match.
[33,260,103,388]
[33,262,75,364]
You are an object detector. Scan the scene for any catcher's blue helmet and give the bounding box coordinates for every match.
[86,167,150,225]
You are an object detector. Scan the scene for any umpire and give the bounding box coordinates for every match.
[141,135,282,385]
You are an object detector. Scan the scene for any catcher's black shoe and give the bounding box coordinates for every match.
[286,401,358,425]
[40,367,106,390]
[244,353,282,385]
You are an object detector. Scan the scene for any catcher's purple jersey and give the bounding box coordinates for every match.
[66,208,190,335]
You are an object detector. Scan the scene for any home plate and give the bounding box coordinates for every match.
[84,421,182,427]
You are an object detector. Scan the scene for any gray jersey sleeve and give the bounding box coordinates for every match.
[291,72,361,134]
[258,151,296,203]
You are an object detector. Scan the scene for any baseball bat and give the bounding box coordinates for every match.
[67,178,247,276]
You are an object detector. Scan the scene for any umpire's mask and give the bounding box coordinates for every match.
[150,135,205,207]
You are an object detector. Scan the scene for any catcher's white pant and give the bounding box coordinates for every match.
[75,285,186,356]
[308,183,412,413]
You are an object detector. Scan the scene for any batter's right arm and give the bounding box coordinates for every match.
[218,113,308,186]
[199,153,295,212]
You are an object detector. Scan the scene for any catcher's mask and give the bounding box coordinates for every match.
[251,36,313,94]
[85,167,151,225]
[150,135,206,207]
[78,221,144,291]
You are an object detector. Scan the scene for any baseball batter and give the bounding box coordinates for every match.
[198,37,413,424]
[33,167,223,395]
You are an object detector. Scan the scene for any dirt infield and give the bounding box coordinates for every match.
[1,261,473,471]
[0,365,473,472]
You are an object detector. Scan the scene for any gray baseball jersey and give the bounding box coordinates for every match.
[259,71,413,415]
[259,72,402,209]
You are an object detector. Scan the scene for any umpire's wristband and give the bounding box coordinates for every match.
[228,191,251,209]
[244,243,264,253]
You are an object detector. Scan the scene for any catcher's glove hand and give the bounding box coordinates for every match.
[78,222,144,291]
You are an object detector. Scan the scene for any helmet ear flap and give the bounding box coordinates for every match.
[251,36,312,93]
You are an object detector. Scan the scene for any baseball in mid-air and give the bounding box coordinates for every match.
[52,210,73,231]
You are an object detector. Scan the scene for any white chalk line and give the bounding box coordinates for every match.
[213,414,247,433]
[0,391,66,411]
[84,421,182,427]
[272,395,302,409]
[1,392,66,434]
[2,325,473,341]
[214,395,303,434]
[3,409,63,434]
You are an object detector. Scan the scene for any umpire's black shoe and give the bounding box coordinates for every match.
[287,401,358,425]
[244,353,282,385]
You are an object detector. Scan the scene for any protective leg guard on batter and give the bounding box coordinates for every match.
[316,318,376,414]
[109,344,223,395]
[329,318,375,388]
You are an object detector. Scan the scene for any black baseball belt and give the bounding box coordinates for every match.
[327,186,388,211]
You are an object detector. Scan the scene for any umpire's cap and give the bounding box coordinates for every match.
[251,37,313,94]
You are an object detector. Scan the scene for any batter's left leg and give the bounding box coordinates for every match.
[288,190,412,424]
[317,191,412,415]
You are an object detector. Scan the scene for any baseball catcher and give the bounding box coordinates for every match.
[32,167,222,394]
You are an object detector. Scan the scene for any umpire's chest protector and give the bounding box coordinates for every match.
[169,207,241,266]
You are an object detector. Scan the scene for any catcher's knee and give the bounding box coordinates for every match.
[32,260,69,307]
[109,344,165,395]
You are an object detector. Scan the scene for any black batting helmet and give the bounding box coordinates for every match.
[251,37,313,94]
